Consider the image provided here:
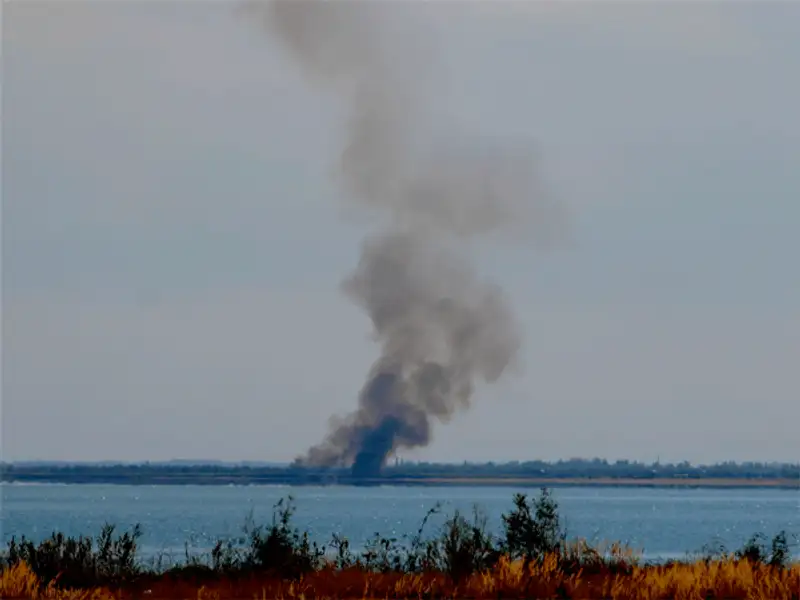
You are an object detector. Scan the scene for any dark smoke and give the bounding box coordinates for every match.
[249,1,561,477]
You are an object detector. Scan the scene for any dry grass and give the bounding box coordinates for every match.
[3,556,799,600]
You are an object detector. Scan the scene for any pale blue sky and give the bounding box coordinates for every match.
[3,1,799,464]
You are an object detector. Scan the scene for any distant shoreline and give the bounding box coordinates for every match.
[2,473,798,489]
[404,476,800,489]
[4,459,797,489]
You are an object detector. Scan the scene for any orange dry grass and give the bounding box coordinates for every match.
[0,562,114,600]
[3,556,799,599]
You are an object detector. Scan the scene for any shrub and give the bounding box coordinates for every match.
[501,488,565,565]
[433,507,500,583]
[4,523,141,589]
[239,496,324,577]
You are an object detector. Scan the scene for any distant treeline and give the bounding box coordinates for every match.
[2,458,798,485]
[384,459,800,480]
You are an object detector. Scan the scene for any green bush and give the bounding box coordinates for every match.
[736,531,792,568]
[4,523,141,588]
[501,489,565,564]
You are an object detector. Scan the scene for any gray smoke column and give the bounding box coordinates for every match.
[249,1,559,476]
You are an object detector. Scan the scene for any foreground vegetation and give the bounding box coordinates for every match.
[3,490,797,599]
[5,555,800,600]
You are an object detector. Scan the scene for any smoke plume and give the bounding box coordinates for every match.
[251,1,558,476]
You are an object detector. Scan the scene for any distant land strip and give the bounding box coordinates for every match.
[6,476,797,489]
[1,463,798,489]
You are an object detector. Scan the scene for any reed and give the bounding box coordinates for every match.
[3,554,799,599]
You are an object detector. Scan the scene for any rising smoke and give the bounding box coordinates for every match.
[249,0,560,476]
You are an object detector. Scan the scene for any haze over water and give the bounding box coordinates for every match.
[3,484,796,564]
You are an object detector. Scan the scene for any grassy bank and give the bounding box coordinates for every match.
[3,490,797,599]
[4,555,800,600]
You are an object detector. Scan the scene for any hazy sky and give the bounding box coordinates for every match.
[3,1,799,465]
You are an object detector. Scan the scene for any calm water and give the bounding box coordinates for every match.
[2,484,797,562]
